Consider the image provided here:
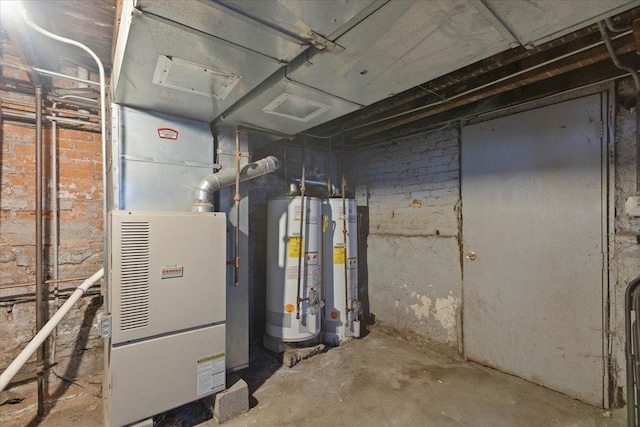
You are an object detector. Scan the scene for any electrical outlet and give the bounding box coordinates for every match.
[626,196,640,217]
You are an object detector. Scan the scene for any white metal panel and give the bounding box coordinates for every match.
[112,9,282,121]
[461,94,604,406]
[224,0,381,40]
[110,211,226,345]
[484,0,639,46]
[106,324,226,427]
[222,68,361,136]
[115,105,215,211]
[135,0,308,62]
[286,0,511,106]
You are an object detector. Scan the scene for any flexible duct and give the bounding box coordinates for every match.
[0,269,104,393]
[192,156,280,211]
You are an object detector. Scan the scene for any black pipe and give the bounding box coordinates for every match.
[625,275,640,427]
[597,21,640,193]
[35,85,45,417]
[635,289,640,419]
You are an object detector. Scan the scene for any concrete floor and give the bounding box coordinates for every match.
[0,325,625,426]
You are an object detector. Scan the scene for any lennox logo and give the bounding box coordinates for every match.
[157,128,179,140]
[161,266,184,279]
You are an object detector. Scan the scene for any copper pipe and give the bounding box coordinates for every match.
[295,162,306,321]
[234,128,241,286]
[341,176,350,329]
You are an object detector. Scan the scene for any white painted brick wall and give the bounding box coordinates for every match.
[346,127,463,345]
[348,128,460,238]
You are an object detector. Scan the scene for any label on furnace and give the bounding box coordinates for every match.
[196,352,225,396]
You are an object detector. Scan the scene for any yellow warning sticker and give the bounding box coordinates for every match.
[288,236,304,258]
[197,352,225,364]
[334,245,346,264]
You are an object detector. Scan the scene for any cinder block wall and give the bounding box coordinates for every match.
[1,62,104,404]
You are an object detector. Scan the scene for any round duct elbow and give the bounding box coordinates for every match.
[192,155,281,211]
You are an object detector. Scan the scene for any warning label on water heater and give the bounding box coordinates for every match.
[288,236,304,257]
[334,245,345,264]
[196,352,225,396]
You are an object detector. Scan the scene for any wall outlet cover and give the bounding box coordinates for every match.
[625,196,640,217]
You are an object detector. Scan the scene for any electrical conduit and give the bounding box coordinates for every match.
[21,10,109,315]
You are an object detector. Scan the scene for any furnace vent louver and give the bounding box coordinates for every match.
[152,55,241,100]
[262,93,332,122]
[119,221,151,331]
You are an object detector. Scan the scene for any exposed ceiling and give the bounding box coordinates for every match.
[1,0,115,74]
[2,0,639,149]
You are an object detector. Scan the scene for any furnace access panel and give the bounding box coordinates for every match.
[105,211,226,426]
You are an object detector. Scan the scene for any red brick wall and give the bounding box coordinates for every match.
[1,60,104,408]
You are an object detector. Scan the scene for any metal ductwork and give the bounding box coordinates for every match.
[193,155,280,212]
[112,0,637,139]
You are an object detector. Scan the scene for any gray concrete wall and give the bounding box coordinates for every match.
[345,128,463,345]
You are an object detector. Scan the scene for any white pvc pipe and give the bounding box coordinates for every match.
[0,268,104,392]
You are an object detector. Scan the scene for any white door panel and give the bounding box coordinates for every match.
[462,94,604,406]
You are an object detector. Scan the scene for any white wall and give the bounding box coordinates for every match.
[345,127,463,345]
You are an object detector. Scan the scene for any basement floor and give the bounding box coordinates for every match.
[1,325,625,426]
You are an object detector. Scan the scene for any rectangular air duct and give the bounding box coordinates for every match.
[152,55,241,100]
[262,93,332,122]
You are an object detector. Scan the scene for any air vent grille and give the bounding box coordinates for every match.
[262,93,331,122]
[119,221,151,331]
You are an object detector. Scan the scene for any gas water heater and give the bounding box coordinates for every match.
[323,198,360,345]
[266,196,322,342]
